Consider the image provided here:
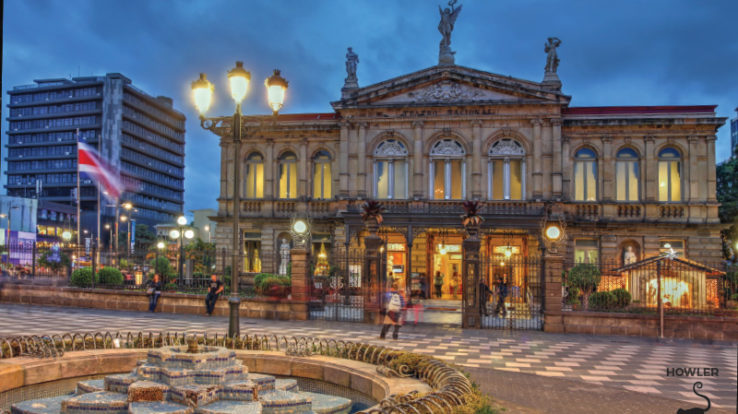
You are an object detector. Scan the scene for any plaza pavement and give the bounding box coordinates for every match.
[0,303,735,413]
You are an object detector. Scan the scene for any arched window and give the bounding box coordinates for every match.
[373,139,408,199]
[615,148,639,202]
[658,147,681,202]
[278,151,298,199]
[430,139,465,200]
[312,150,332,199]
[573,148,597,201]
[488,139,525,200]
[244,152,264,199]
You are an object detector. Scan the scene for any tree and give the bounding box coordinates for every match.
[566,263,601,310]
[717,156,738,259]
[185,238,216,274]
[117,223,157,254]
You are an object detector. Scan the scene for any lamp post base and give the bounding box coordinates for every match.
[227,295,241,338]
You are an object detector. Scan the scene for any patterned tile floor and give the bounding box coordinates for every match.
[0,304,735,411]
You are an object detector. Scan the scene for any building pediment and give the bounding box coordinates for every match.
[332,65,570,110]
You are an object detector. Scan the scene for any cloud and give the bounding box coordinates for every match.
[2,0,737,213]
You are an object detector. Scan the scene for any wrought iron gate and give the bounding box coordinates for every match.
[479,255,544,330]
[308,248,365,322]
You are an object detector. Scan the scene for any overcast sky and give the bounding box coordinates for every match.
[3,0,737,213]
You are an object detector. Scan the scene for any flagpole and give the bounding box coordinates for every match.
[97,182,102,266]
[76,128,81,248]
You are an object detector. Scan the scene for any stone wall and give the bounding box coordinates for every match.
[546,311,738,342]
[0,284,308,321]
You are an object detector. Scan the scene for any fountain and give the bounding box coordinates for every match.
[10,342,352,414]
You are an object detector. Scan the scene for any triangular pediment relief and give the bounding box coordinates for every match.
[333,65,570,109]
[374,80,519,105]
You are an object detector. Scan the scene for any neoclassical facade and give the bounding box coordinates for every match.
[212,64,725,296]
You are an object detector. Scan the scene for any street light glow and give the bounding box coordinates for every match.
[544,224,562,241]
[191,73,214,115]
[184,229,195,239]
[265,69,288,114]
[169,229,180,240]
[228,61,251,104]
[122,202,133,211]
[120,215,128,222]
[292,219,307,235]
[62,231,72,241]
[177,215,187,226]
[156,241,166,250]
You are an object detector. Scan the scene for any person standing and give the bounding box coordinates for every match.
[433,271,444,298]
[450,271,460,299]
[379,283,405,339]
[205,273,224,316]
[419,276,428,299]
[147,274,162,312]
[493,276,508,317]
[478,278,493,316]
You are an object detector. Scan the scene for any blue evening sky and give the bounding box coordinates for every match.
[3,0,737,213]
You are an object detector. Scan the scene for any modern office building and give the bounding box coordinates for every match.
[5,73,186,242]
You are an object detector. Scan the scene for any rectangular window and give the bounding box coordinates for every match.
[433,160,445,199]
[279,162,297,199]
[658,161,681,202]
[574,239,598,264]
[509,159,522,200]
[491,160,504,200]
[450,159,463,199]
[616,160,639,201]
[393,160,406,199]
[659,240,684,257]
[376,161,389,198]
[574,161,596,201]
[245,163,263,199]
[313,162,331,199]
[243,239,262,272]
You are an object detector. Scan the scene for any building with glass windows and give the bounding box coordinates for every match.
[731,107,737,156]
[5,74,185,242]
[212,64,725,299]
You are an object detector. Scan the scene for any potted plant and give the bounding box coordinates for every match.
[461,200,484,236]
[566,263,601,310]
[361,200,385,234]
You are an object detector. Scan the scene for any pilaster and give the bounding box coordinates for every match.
[357,123,368,198]
[542,250,564,333]
[471,120,483,200]
[644,136,655,202]
[339,122,349,197]
[290,248,310,302]
[299,139,308,198]
[264,139,274,199]
[706,135,717,202]
[531,119,543,199]
[688,136,699,202]
[551,119,562,198]
[601,136,613,202]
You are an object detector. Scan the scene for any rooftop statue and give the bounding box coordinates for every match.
[438,0,462,65]
[544,37,561,74]
[342,47,359,93]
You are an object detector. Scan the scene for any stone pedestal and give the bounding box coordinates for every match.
[541,72,562,90]
[462,232,481,329]
[290,248,309,302]
[439,47,455,66]
[543,250,564,333]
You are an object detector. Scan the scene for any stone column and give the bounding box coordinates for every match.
[706,135,717,202]
[357,123,368,198]
[471,121,483,200]
[413,121,424,199]
[561,136,570,199]
[551,119,563,198]
[531,119,543,199]
[644,136,655,202]
[339,122,349,198]
[348,123,357,196]
[601,136,613,202]
[264,139,274,199]
[542,248,564,333]
[290,248,310,302]
[299,139,308,198]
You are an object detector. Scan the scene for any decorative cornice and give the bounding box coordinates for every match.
[529,118,543,127]
[411,120,424,129]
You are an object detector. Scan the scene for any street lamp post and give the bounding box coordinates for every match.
[191,62,288,338]
[156,240,166,278]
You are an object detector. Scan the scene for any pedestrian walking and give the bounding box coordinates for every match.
[479,278,493,316]
[450,271,460,299]
[409,287,424,325]
[419,276,428,299]
[205,273,224,316]
[493,276,508,317]
[379,283,405,339]
[433,271,444,298]
[147,274,163,312]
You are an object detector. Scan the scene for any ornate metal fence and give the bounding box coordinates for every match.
[309,247,366,322]
[562,257,735,315]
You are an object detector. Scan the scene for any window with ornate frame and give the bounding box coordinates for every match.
[658,147,681,202]
[429,139,465,200]
[574,239,599,264]
[573,148,597,201]
[278,151,298,199]
[312,150,332,199]
[487,139,525,200]
[244,152,264,199]
[615,148,639,202]
[373,139,408,199]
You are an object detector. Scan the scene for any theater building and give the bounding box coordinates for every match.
[211,51,725,307]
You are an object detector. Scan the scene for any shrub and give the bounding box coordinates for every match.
[38,249,71,273]
[566,264,601,310]
[260,275,291,297]
[164,282,178,291]
[730,293,738,302]
[97,267,124,285]
[566,286,581,305]
[70,267,94,287]
[253,273,271,293]
[150,257,171,277]
[611,288,631,308]
[589,291,617,310]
